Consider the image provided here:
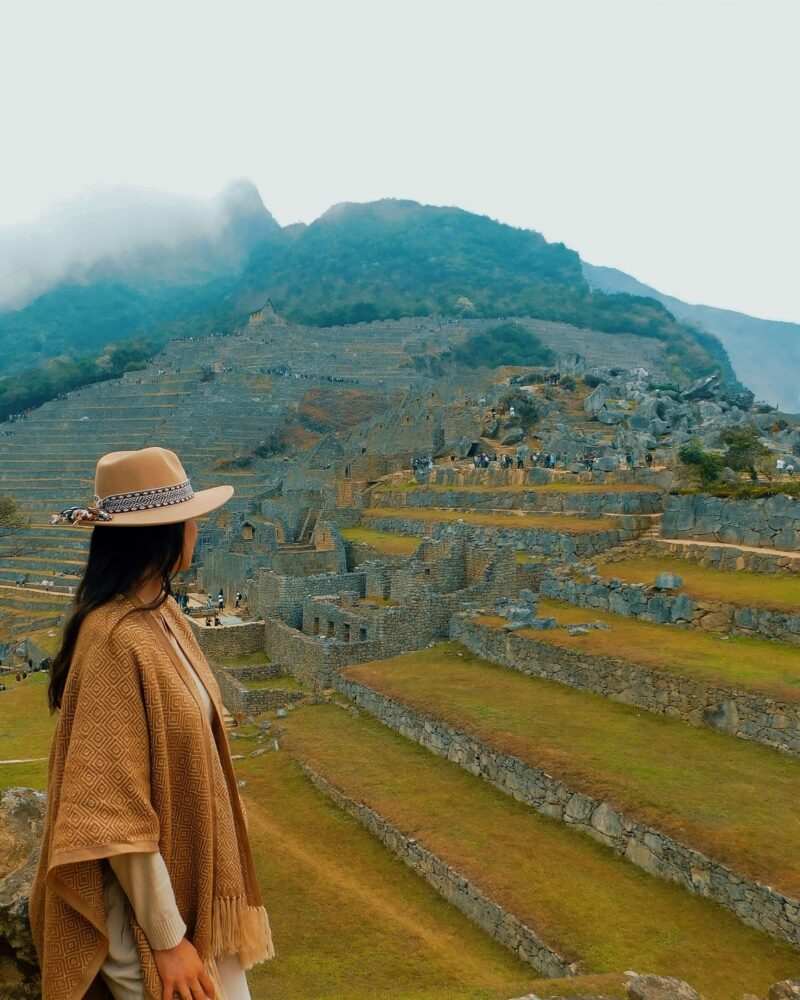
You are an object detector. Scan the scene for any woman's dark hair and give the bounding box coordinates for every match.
[47,521,186,713]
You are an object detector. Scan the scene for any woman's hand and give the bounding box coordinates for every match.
[154,937,216,1000]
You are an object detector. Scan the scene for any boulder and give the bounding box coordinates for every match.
[500,426,525,445]
[0,786,46,998]
[682,373,721,401]
[627,973,706,999]
[584,385,610,415]
[654,572,684,590]
[769,979,800,999]
[596,408,625,426]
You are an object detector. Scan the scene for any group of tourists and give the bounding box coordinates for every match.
[412,456,434,472]
[776,458,796,477]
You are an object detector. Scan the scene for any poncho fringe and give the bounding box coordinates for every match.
[29,592,276,1000]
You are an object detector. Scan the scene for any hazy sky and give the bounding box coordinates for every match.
[1,0,797,322]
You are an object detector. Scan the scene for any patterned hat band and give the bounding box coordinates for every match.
[95,479,195,514]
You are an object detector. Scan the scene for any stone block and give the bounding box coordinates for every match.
[626,973,706,999]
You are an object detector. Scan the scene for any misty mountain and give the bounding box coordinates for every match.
[583,261,800,413]
[0,184,734,395]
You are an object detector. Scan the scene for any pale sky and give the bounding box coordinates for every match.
[0,0,797,322]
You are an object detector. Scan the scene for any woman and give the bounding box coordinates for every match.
[29,446,275,1000]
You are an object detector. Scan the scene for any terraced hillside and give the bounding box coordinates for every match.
[4,340,800,998]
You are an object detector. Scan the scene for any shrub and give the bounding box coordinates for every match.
[452,322,556,369]
[678,440,724,487]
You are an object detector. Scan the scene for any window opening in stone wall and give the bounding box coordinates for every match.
[359,626,367,641]
[343,623,351,642]
[327,620,335,638]
[312,617,320,635]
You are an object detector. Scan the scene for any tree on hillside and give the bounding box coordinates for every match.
[452,322,556,370]
[0,496,29,531]
[717,425,771,479]
[677,441,724,488]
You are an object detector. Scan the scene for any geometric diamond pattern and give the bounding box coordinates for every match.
[28,592,270,999]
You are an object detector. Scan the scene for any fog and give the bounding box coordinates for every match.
[0,180,267,310]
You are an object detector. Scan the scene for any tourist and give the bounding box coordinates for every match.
[207,593,213,608]
[777,458,786,477]
[30,446,274,1000]
[214,615,222,627]
[217,593,224,612]
[235,591,242,608]
[516,450,525,469]
[645,452,654,468]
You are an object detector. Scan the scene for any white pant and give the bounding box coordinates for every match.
[100,870,250,1000]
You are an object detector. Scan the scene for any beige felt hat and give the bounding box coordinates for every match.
[50,446,234,527]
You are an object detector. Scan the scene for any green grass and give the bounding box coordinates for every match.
[594,552,800,612]
[340,526,421,555]
[481,599,800,705]
[362,508,612,534]
[0,672,54,750]
[241,675,304,692]
[344,644,800,899]
[216,651,271,667]
[282,703,799,998]
[234,750,554,999]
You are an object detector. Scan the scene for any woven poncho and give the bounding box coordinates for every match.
[28,592,275,1000]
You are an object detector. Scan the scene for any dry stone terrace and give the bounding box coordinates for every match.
[4,321,800,998]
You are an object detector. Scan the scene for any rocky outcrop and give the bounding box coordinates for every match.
[627,974,705,999]
[0,787,44,999]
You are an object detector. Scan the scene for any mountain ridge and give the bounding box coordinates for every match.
[582,261,800,412]
[0,184,738,400]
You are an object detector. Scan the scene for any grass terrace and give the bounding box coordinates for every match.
[362,508,613,534]
[340,527,421,555]
[594,552,800,612]
[378,482,662,494]
[477,599,800,704]
[0,670,54,790]
[282,703,799,998]
[236,751,557,1000]
[240,675,304,692]
[343,643,800,899]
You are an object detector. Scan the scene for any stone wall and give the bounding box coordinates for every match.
[335,675,800,949]
[651,537,800,575]
[297,760,577,978]
[186,618,266,659]
[264,618,391,689]
[361,513,642,561]
[661,493,800,550]
[214,664,305,715]
[249,569,367,628]
[450,615,800,757]
[540,573,800,645]
[372,485,665,515]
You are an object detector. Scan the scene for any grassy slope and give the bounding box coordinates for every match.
[0,672,54,790]
[478,598,800,703]
[594,552,800,612]
[236,751,556,1000]
[362,508,612,534]
[343,643,800,898]
[282,703,799,998]
[340,527,422,555]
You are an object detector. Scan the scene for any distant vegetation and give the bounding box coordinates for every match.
[0,197,736,411]
[449,322,556,369]
[0,496,28,530]
[678,426,777,490]
[0,337,156,421]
